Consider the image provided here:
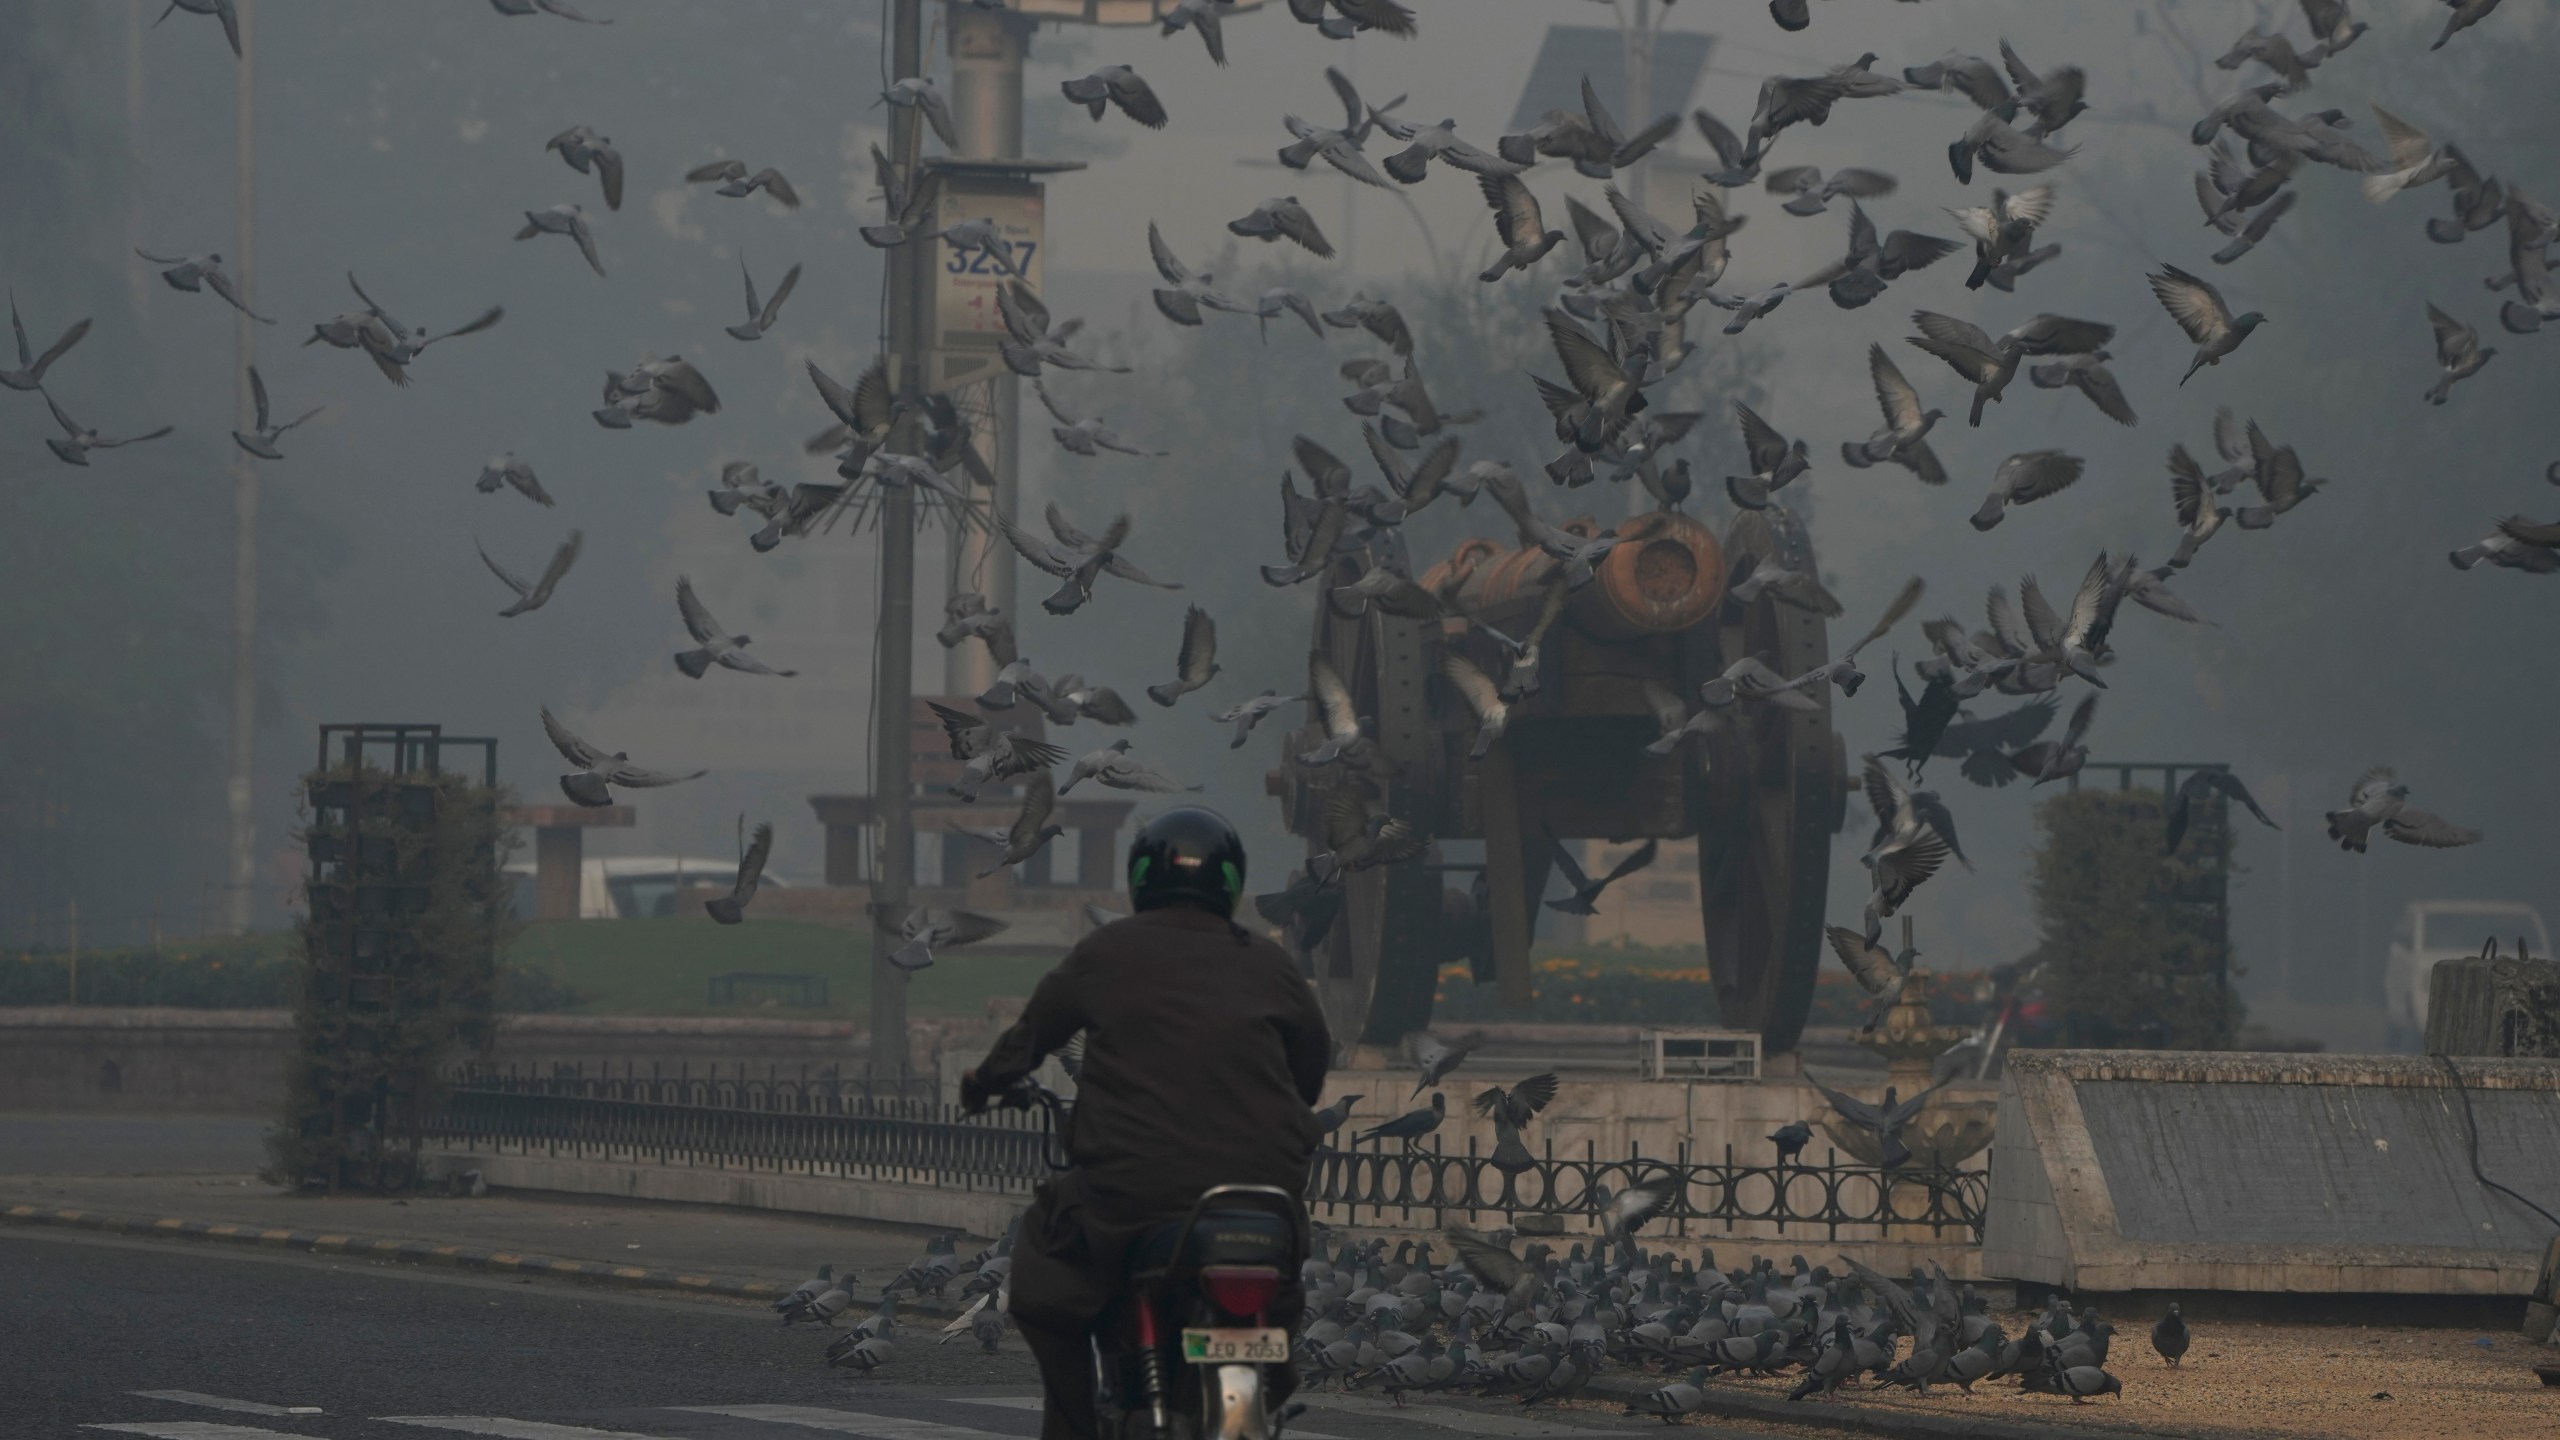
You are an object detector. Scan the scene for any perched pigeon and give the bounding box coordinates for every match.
[773,1262,837,1324]
[2150,1304,2190,1366]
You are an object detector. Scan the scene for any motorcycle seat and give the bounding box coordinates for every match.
[1128,1207,1294,1278]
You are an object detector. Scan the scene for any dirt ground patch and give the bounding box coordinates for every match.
[1568,1315,2560,1440]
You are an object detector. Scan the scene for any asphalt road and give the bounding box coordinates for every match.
[1,1229,1785,1440]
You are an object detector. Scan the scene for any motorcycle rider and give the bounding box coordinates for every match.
[963,807,1330,1440]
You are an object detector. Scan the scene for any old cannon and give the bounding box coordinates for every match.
[1264,506,1851,1056]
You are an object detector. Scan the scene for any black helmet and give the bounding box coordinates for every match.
[1127,807,1246,918]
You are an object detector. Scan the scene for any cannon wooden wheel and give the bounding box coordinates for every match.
[1266,512,1848,1055]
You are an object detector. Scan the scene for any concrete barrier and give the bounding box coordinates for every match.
[0,1008,929,1113]
[1983,1049,2560,1296]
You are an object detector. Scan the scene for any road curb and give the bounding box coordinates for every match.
[1581,1372,2181,1440]
[0,1200,796,1303]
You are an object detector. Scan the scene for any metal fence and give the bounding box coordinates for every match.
[423,1070,1988,1242]
[1311,1137,1987,1242]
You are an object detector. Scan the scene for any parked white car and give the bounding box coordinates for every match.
[2386,899,2549,1045]
[504,856,791,921]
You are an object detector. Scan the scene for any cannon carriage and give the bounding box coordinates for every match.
[1265,506,1853,1056]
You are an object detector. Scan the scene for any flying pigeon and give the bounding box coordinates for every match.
[704,822,773,925]
[542,706,704,807]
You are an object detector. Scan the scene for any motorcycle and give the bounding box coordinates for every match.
[996,1079,1309,1440]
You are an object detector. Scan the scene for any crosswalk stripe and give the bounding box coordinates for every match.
[374,1420,672,1440]
[87,1414,307,1424]
[1297,1393,1619,1438]
[951,1393,1350,1439]
[676,1406,1021,1440]
[130,1393,323,1417]
[86,1425,307,1440]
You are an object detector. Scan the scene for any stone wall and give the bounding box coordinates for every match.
[1984,1049,2560,1296]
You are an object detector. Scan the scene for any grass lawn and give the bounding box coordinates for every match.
[506,918,1064,1020]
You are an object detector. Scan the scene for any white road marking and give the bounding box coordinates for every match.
[86,1426,309,1440]
[131,1393,323,1417]
[676,1407,1030,1440]
[375,1421,675,1440]
[1298,1393,1620,1437]
[950,1393,1351,1439]
[85,1414,309,1424]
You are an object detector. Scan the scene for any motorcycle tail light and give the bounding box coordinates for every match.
[1201,1265,1282,1319]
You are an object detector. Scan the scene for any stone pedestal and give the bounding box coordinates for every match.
[503,805,634,920]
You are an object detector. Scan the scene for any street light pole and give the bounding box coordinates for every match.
[869,0,927,1082]
[942,1,1030,697]
[223,0,260,934]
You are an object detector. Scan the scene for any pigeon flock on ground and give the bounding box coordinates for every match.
[760,1033,2202,1410]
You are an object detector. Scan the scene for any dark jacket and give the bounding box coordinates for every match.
[974,906,1331,1220]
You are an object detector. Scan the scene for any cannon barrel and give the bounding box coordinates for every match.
[1421,511,1727,640]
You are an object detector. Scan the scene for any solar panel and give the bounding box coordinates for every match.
[1507,24,1716,133]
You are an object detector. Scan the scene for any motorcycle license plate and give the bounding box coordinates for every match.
[1181,1327,1290,1364]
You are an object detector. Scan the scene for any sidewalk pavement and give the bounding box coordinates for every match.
[0,1167,962,1304]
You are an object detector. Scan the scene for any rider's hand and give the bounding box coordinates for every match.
[960,1067,996,1115]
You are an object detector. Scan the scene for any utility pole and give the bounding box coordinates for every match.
[223,0,259,934]
[1622,0,1654,217]
[941,1,1031,697]
[869,0,927,1082]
